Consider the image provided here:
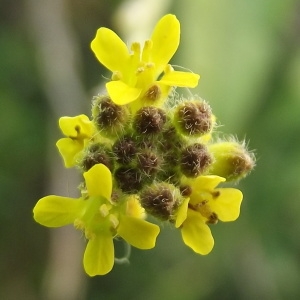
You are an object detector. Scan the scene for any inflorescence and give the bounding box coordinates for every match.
[33,14,255,276]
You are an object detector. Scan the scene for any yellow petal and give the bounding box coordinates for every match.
[160,71,200,88]
[117,216,160,249]
[175,197,189,228]
[33,195,83,227]
[83,164,112,199]
[181,209,214,255]
[91,27,130,73]
[59,115,93,139]
[56,138,83,168]
[83,234,114,276]
[126,196,146,219]
[209,188,243,222]
[150,14,180,76]
[194,175,226,192]
[106,81,141,105]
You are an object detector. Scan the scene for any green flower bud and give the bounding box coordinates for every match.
[92,95,129,137]
[157,168,181,186]
[208,141,255,181]
[158,124,185,164]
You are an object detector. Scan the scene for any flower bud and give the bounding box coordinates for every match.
[179,185,192,196]
[174,100,214,136]
[208,141,255,181]
[115,167,142,193]
[133,106,166,135]
[113,135,137,164]
[140,183,181,221]
[144,85,161,102]
[158,125,184,164]
[137,150,161,176]
[180,143,213,177]
[92,95,129,137]
[81,143,114,171]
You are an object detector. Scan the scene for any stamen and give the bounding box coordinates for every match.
[109,214,119,229]
[99,204,110,217]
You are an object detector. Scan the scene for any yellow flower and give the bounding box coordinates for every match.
[91,14,200,108]
[175,176,243,255]
[33,164,160,276]
[56,115,94,168]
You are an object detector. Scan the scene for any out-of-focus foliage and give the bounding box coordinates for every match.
[1,0,300,299]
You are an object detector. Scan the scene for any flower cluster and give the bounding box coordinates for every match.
[33,14,255,276]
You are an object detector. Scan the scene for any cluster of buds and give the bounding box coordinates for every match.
[81,93,254,222]
[33,14,255,276]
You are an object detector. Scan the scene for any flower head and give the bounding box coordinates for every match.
[33,164,160,276]
[33,13,254,276]
[91,14,200,108]
[56,115,95,168]
[175,175,243,255]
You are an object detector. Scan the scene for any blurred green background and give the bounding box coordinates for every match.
[1,0,300,299]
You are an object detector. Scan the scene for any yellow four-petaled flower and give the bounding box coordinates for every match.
[91,14,200,109]
[56,115,94,168]
[176,175,243,255]
[33,164,160,276]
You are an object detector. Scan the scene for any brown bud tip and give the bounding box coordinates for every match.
[113,135,137,164]
[175,100,213,136]
[181,143,213,177]
[115,167,142,193]
[134,106,166,134]
[82,143,113,171]
[140,183,180,221]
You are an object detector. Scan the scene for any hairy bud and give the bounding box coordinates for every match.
[180,143,213,177]
[208,141,255,181]
[92,95,129,137]
[113,135,137,164]
[140,183,181,221]
[174,100,214,136]
[82,143,113,171]
[134,106,166,135]
[115,167,142,193]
